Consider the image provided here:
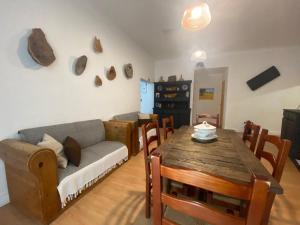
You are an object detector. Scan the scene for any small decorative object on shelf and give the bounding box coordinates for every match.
[159,76,165,82]
[297,104,300,110]
[179,74,184,81]
[94,36,103,53]
[107,66,116,80]
[154,80,192,128]
[28,28,56,66]
[95,75,102,87]
[164,93,177,98]
[124,63,133,78]
[166,87,177,91]
[157,85,163,91]
[182,84,189,91]
[75,55,88,75]
[168,75,177,82]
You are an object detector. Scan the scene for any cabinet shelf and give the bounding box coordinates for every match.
[155,98,189,102]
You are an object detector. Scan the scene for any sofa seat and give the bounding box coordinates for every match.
[57,141,128,207]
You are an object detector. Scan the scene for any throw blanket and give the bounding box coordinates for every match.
[57,146,128,207]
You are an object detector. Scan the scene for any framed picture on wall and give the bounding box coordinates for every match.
[199,88,214,100]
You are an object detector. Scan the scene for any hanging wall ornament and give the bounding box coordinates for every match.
[95,75,102,87]
[28,28,56,66]
[107,66,116,80]
[124,63,133,79]
[94,37,103,53]
[75,55,88,75]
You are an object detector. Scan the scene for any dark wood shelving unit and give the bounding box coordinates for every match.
[281,109,300,170]
[153,80,192,128]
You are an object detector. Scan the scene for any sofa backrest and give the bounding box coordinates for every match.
[18,119,105,148]
[113,112,139,122]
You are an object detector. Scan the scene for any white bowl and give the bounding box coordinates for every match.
[194,121,216,138]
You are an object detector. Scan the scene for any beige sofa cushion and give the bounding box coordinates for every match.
[38,133,68,168]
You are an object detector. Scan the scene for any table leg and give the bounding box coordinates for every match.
[262,192,276,225]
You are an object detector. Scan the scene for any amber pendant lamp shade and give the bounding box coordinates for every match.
[181,2,211,31]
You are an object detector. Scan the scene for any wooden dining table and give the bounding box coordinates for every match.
[156,126,283,224]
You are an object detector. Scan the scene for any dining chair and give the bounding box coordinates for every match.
[141,120,161,218]
[162,115,174,140]
[151,152,270,225]
[242,120,261,152]
[255,128,291,182]
[255,128,291,224]
[196,113,220,128]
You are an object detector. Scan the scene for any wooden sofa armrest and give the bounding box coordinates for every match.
[104,121,132,158]
[150,113,159,120]
[0,139,61,225]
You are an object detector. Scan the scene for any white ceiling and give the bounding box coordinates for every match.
[96,0,300,60]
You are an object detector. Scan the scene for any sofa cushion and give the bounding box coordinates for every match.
[63,136,81,167]
[18,119,105,148]
[113,112,139,122]
[37,133,68,168]
[58,141,125,183]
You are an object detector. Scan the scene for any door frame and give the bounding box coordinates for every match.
[192,67,228,128]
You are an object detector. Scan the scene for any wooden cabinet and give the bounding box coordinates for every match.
[153,81,192,128]
[281,109,300,169]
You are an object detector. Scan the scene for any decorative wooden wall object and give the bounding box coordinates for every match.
[95,76,102,87]
[28,28,56,66]
[75,55,88,75]
[94,37,103,53]
[107,66,116,80]
[124,63,133,79]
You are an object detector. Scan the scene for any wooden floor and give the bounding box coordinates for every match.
[0,141,300,225]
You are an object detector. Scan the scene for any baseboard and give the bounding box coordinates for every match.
[0,192,9,207]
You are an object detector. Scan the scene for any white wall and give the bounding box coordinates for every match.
[0,0,154,206]
[155,46,300,133]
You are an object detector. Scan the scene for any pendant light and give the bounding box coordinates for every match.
[191,50,207,62]
[181,2,211,31]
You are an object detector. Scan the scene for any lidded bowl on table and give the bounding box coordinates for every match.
[192,121,217,140]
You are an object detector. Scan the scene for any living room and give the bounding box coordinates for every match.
[0,0,300,225]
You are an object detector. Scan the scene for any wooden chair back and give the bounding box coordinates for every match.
[151,152,270,225]
[162,115,174,140]
[141,120,161,218]
[255,129,291,183]
[242,120,261,152]
[196,113,220,128]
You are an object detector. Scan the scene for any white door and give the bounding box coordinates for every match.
[140,80,154,114]
[0,160,9,206]
[192,68,227,127]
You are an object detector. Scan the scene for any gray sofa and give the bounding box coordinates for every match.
[0,119,131,224]
[113,112,158,155]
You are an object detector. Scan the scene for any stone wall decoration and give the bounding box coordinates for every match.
[107,66,116,80]
[95,75,102,87]
[94,37,103,53]
[75,55,88,75]
[124,63,133,79]
[28,28,56,66]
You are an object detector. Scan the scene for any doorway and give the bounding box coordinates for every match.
[140,79,154,114]
[192,67,228,128]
